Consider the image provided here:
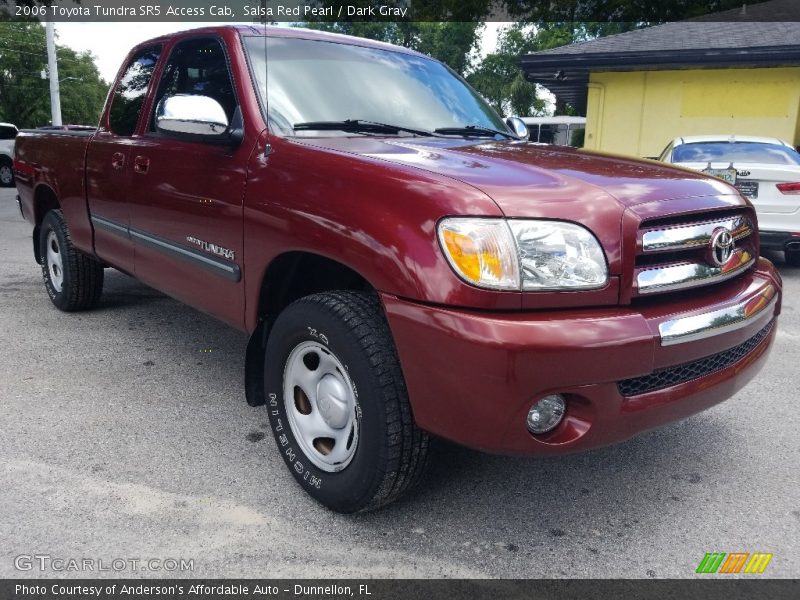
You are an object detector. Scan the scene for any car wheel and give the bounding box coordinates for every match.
[264,291,430,513]
[40,209,104,311]
[0,158,13,187]
[786,249,800,267]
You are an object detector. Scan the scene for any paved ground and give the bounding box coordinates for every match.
[0,186,798,579]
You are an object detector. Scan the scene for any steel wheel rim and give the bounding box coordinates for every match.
[46,230,64,292]
[283,340,360,473]
[0,165,11,184]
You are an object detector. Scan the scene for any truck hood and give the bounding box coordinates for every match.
[297,136,740,217]
[295,136,748,275]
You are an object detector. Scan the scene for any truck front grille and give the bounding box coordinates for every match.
[633,211,756,297]
[617,320,773,397]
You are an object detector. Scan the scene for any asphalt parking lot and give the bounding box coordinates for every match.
[0,186,798,579]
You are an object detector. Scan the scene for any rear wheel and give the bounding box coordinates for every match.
[0,158,13,187]
[786,249,800,267]
[39,210,104,311]
[264,291,430,513]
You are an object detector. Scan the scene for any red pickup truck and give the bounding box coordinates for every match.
[14,25,782,513]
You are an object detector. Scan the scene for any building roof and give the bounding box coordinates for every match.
[533,22,800,57]
[519,0,800,114]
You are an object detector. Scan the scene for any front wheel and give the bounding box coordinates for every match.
[264,291,430,513]
[39,209,104,311]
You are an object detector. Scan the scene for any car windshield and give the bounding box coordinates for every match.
[243,35,509,137]
[672,141,800,165]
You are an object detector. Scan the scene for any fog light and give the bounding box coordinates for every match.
[527,394,566,434]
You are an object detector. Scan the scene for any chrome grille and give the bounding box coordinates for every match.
[634,212,756,297]
[641,215,752,253]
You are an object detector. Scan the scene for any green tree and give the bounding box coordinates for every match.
[0,18,108,128]
[468,21,647,117]
[466,24,543,117]
[53,45,108,126]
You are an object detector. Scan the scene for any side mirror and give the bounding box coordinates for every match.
[505,116,529,141]
[156,94,242,144]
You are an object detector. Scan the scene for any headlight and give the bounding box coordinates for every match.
[438,218,608,291]
[509,220,608,290]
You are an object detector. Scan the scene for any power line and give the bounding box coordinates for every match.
[0,34,46,49]
[0,44,91,66]
[0,21,45,29]
[0,45,45,57]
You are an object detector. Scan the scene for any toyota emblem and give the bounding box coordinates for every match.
[709,228,735,267]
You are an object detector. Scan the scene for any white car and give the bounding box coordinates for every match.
[0,122,18,187]
[659,135,800,266]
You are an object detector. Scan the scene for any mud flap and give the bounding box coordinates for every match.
[244,319,269,406]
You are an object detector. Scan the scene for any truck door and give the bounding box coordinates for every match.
[86,46,161,274]
[127,36,248,329]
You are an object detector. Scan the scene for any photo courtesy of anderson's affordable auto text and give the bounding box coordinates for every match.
[0,1,798,599]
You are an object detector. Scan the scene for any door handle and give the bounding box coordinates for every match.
[133,156,150,174]
[111,152,125,170]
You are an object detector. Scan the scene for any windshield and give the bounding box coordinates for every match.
[243,35,508,137]
[672,141,800,166]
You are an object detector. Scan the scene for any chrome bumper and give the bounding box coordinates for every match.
[659,283,778,346]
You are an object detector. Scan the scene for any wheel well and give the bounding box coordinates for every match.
[244,252,373,408]
[32,185,60,264]
[258,252,373,325]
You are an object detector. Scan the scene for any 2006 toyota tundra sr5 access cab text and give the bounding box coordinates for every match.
[14,26,782,512]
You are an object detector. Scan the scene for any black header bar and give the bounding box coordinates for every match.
[2,1,799,23]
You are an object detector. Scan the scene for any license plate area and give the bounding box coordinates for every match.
[703,167,737,184]
[735,180,759,199]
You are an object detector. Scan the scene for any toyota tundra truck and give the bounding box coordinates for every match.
[13,26,782,513]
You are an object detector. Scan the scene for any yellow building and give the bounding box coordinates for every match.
[519,0,800,158]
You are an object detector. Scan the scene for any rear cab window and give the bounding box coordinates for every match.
[108,46,162,136]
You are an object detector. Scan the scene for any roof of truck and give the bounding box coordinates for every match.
[135,25,426,58]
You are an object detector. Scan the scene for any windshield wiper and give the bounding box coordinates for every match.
[433,125,517,140]
[293,119,434,137]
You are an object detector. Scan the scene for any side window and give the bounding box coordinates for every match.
[150,38,236,132]
[0,126,18,140]
[108,46,161,136]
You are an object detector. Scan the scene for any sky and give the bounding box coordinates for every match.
[54,22,506,83]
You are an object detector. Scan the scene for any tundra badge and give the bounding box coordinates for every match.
[186,236,235,261]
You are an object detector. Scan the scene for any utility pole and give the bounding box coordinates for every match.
[45,20,62,127]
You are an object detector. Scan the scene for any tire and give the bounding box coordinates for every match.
[264,291,430,513]
[786,249,800,267]
[39,209,104,311]
[0,158,13,187]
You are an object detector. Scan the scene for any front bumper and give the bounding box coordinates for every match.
[382,258,781,455]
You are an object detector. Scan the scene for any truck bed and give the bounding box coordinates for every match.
[14,130,96,256]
